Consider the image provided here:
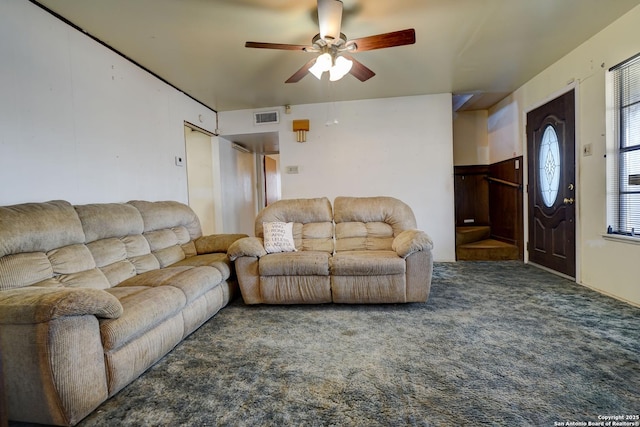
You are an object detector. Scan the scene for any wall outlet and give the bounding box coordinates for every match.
[175,156,184,166]
[583,143,593,156]
[285,165,299,174]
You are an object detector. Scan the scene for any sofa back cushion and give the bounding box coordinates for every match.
[75,203,159,287]
[128,200,203,267]
[0,200,101,290]
[255,197,334,254]
[0,200,206,291]
[333,196,417,252]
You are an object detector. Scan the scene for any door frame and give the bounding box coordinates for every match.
[522,82,581,282]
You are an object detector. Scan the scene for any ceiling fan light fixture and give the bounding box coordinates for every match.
[309,52,332,79]
[329,55,353,81]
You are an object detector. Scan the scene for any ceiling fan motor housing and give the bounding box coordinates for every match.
[318,0,344,42]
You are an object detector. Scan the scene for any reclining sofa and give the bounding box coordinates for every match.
[0,200,245,426]
[228,196,434,304]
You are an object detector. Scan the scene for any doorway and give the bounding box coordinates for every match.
[184,124,216,235]
[263,155,280,206]
[526,89,576,277]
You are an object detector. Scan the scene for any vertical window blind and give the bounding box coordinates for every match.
[609,53,640,237]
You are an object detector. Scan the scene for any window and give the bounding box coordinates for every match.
[539,125,561,208]
[608,53,640,237]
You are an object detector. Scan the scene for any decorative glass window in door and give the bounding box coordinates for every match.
[539,125,561,207]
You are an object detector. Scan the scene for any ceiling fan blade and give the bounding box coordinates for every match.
[348,28,416,52]
[285,57,317,83]
[343,55,375,82]
[317,0,343,42]
[245,41,309,51]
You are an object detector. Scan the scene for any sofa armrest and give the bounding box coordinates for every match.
[0,287,121,424]
[227,237,267,261]
[194,233,248,254]
[392,229,434,259]
[0,287,122,325]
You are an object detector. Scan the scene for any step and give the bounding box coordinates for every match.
[455,226,491,246]
[456,238,519,261]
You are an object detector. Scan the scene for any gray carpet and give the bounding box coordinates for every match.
[24,262,640,426]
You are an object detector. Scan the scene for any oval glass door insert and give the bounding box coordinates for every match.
[539,125,561,207]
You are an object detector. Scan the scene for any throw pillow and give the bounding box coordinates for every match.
[263,221,297,253]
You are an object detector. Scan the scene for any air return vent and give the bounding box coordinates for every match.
[254,111,279,125]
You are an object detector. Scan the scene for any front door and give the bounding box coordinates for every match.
[526,90,576,277]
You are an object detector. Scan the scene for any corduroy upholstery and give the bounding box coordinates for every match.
[0,200,246,426]
[228,196,433,304]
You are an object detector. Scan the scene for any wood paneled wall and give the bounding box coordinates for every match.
[454,157,523,259]
[489,157,523,258]
[454,165,490,226]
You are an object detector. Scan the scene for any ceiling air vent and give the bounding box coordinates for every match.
[254,111,279,125]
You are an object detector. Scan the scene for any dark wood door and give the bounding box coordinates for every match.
[527,90,576,277]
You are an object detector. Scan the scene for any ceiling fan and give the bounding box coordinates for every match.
[245,0,416,83]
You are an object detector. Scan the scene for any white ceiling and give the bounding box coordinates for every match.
[34,0,640,113]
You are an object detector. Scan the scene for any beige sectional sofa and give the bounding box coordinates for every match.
[228,196,434,304]
[0,200,245,426]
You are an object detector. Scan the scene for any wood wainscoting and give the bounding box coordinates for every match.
[454,157,523,261]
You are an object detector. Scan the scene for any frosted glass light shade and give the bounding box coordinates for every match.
[309,53,332,79]
[329,56,353,81]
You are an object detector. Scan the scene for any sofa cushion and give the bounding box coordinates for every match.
[101,285,186,351]
[171,252,232,280]
[0,200,85,259]
[335,222,395,251]
[331,250,406,275]
[259,252,330,276]
[75,203,144,244]
[77,202,160,286]
[255,197,334,254]
[128,200,202,240]
[263,221,296,253]
[115,266,222,303]
[293,222,334,252]
[87,239,128,269]
[0,253,54,291]
[53,268,112,289]
[333,196,418,252]
[47,244,95,274]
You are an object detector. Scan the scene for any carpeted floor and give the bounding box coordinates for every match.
[17,261,640,426]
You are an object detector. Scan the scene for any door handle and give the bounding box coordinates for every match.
[563,197,575,204]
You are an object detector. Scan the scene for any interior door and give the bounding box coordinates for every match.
[264,155,279,206]
[526,90,576,277]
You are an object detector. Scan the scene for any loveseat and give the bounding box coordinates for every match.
[228,196,434,304]
[0,200,245,426]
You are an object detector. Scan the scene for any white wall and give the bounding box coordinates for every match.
[0,1,253,235]
[220,94,456,261]
[487,99,521,164]
[0,1,218,206]
[453,110,489,166]
[487,4,640,305]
